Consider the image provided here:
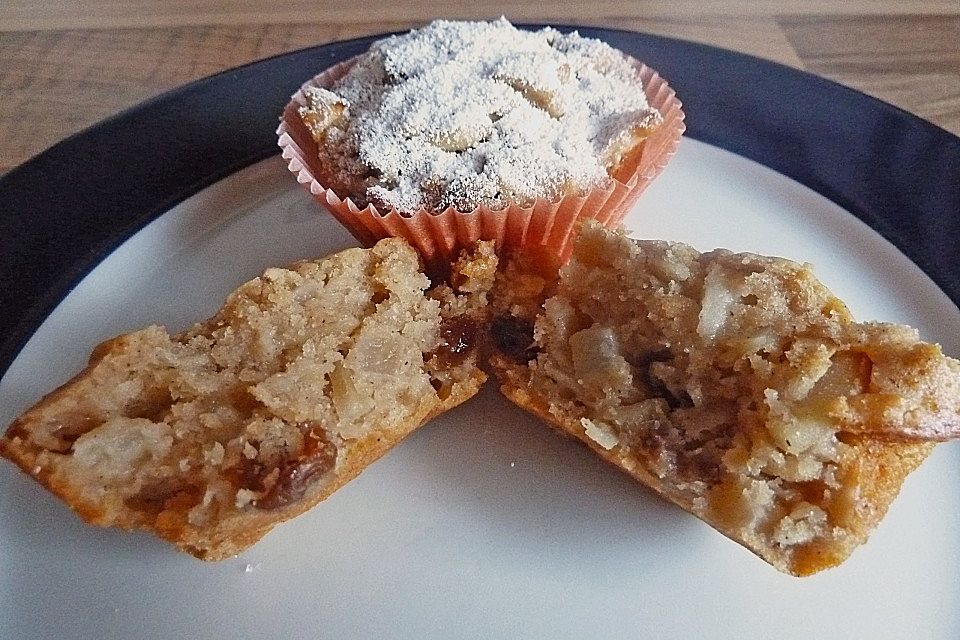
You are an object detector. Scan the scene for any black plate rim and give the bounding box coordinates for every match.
[1,24,958,380]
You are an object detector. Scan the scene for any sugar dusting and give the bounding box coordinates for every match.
[301,18,660,214]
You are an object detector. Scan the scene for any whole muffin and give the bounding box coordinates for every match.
[279,18,685,267]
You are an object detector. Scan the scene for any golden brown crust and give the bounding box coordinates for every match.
[494,363,934,575]
[1,366,484,561]
[1,239,494,560]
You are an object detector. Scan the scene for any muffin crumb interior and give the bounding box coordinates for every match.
[1,239,497,559]
[491,222,958,575]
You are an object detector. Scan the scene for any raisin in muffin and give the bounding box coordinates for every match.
[490,222,960,576]
[0,238,496,560]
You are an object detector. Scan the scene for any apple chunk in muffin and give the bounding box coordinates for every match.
[1,238,497,560]
[491,222,960,575]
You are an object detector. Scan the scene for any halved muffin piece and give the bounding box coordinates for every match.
[491,222,960,575]
[1,238,496,560]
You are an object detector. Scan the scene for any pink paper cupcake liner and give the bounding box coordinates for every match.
[277,54,685,270]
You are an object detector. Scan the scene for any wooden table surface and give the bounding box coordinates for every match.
[1,2,958,175]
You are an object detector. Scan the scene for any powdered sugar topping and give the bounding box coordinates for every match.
[300,18,660,213]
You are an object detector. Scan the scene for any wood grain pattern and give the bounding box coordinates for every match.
[781,15,960,134]
[3,1,960,31]
[782,14,960,73]
[0,3,957,174]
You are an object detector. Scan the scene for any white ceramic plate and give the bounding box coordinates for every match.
[2,139,959,639]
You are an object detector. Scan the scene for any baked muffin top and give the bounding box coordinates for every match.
[299,18,662,214]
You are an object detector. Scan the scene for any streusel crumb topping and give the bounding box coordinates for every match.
[299,18,661,213]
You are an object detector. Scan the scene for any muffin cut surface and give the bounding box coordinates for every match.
[3,224,959,572]
[491,223,960,575]
[0,238,496,559]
